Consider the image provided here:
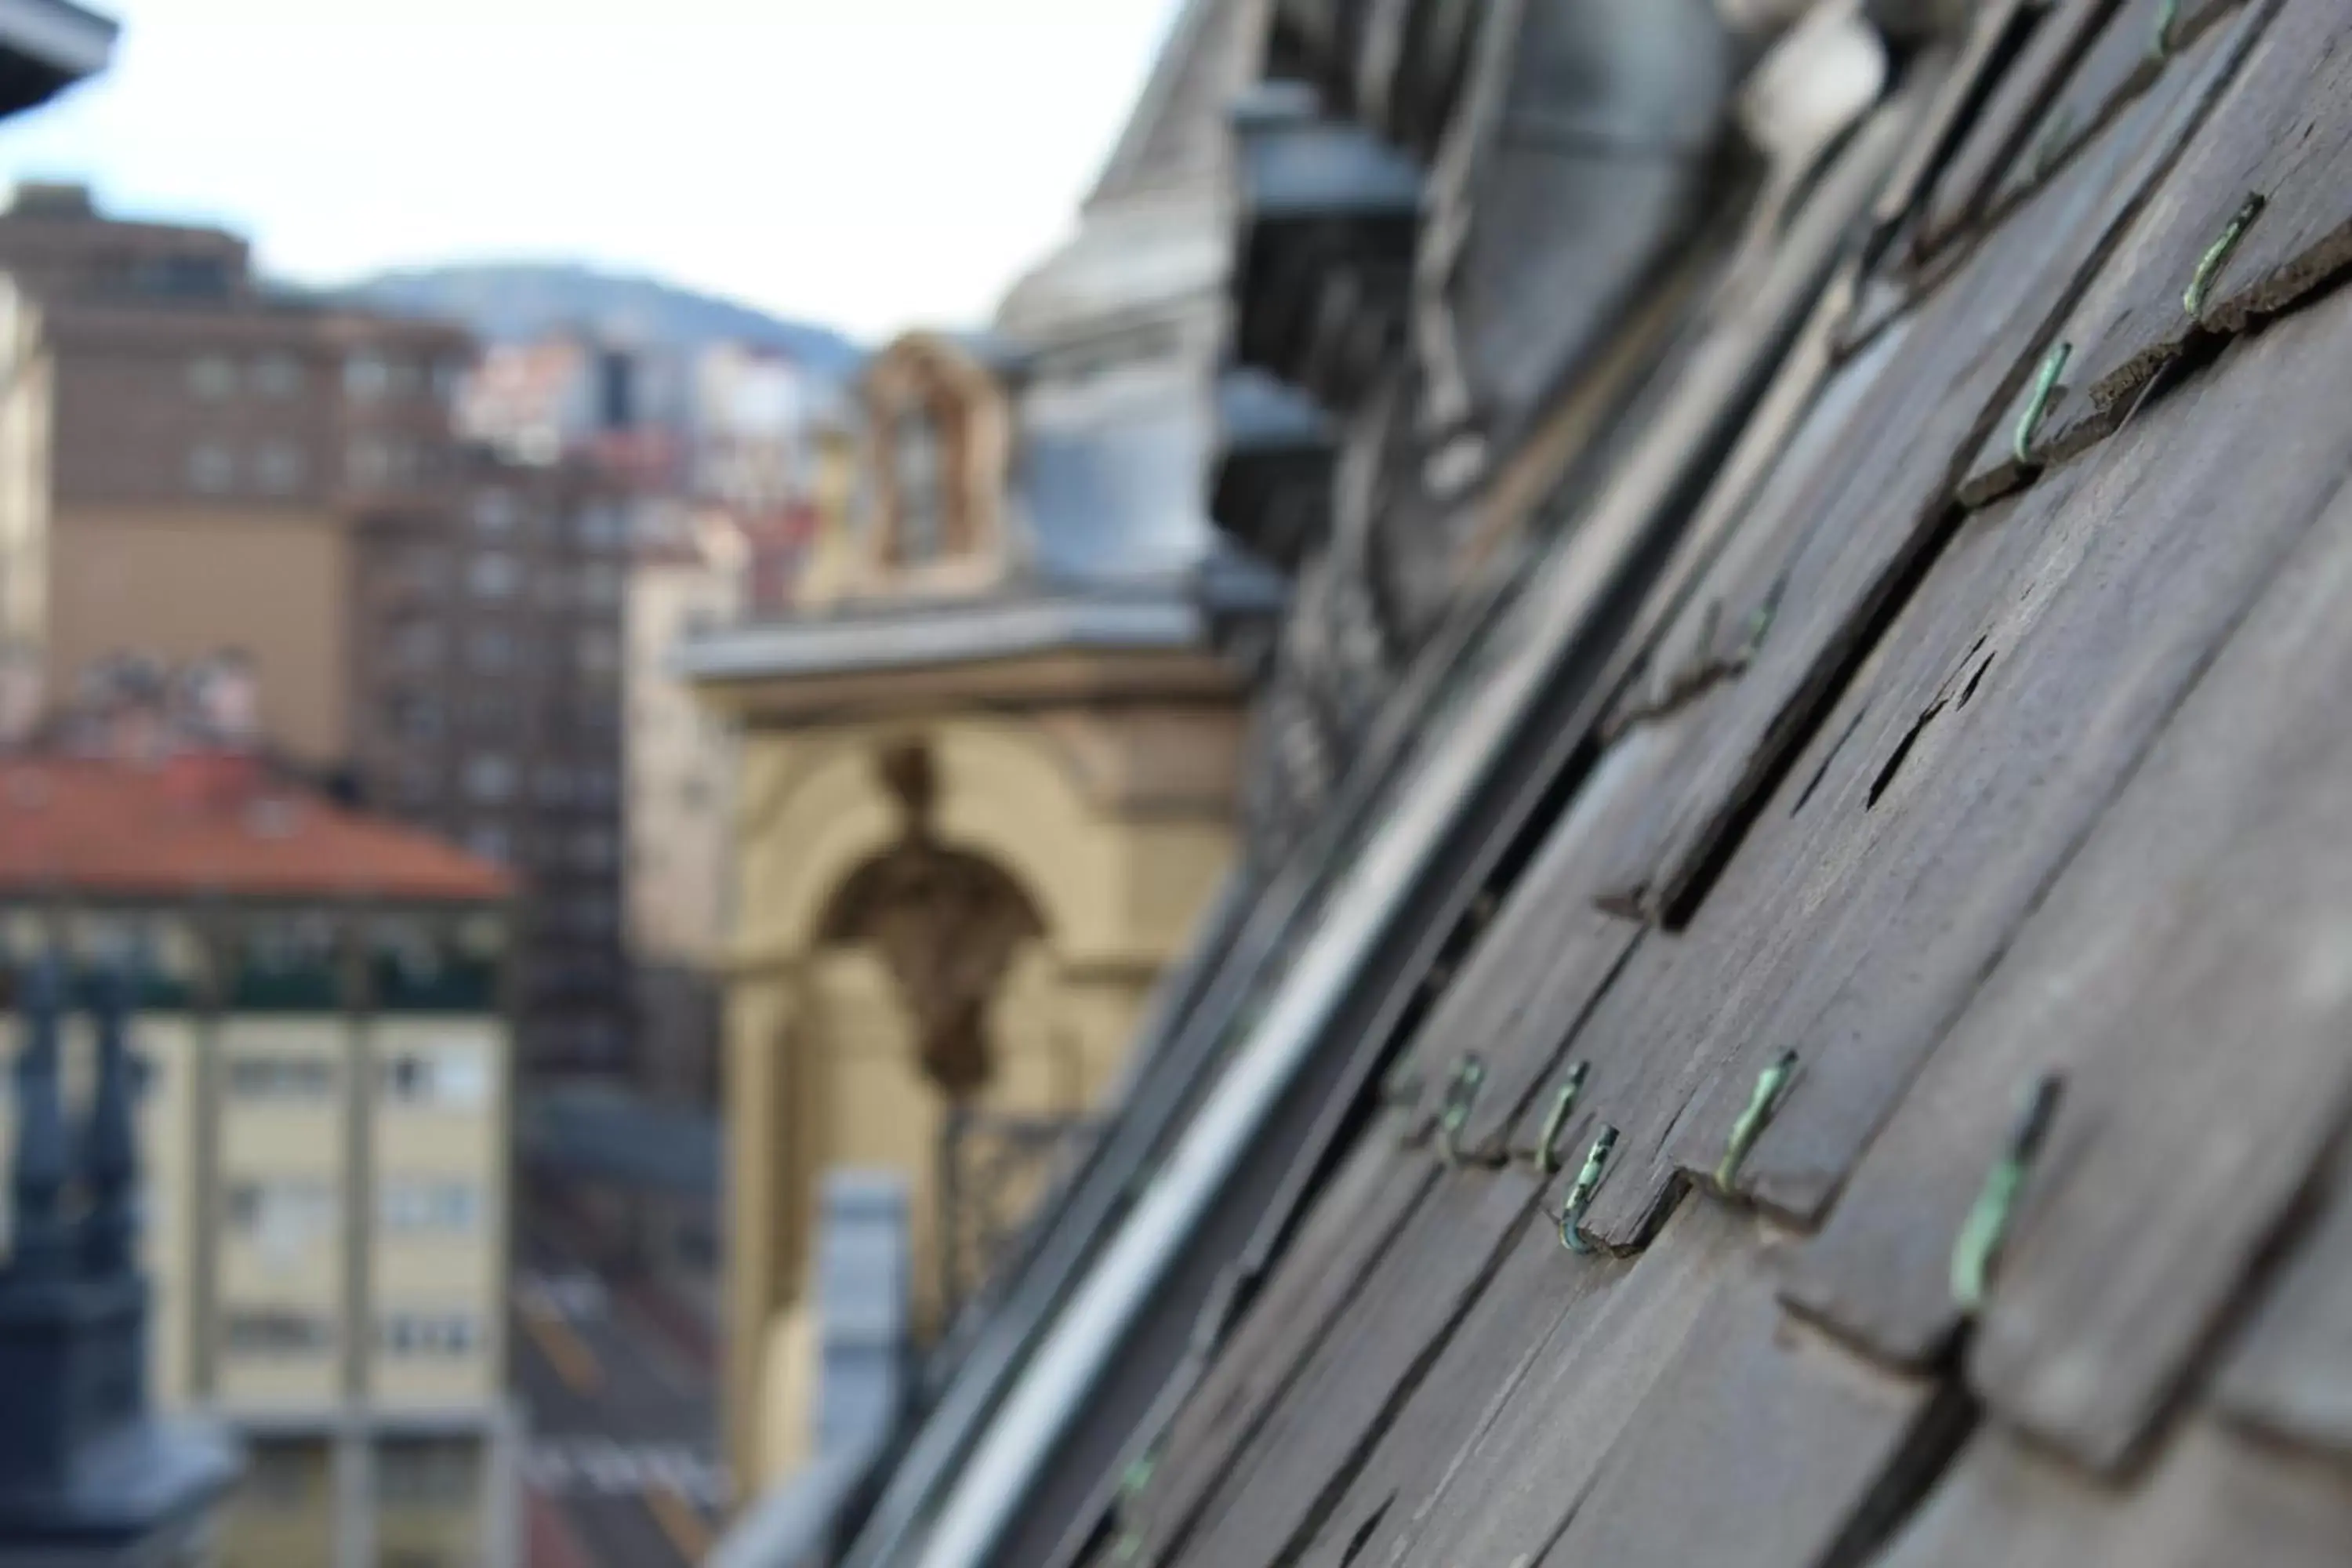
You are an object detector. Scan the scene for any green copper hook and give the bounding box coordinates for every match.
[1717,1051,1798,1192]
[1951,1075,2064,1314]
[1438,1054,1487,1167]
[2185,194,2263,319]
[1559,1126,1619,1255]
[2012,341,2070,467]
[1532,1062,1590,1175]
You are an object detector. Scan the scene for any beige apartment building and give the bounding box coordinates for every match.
[625,505,743,1109]
[0,725,519,1568]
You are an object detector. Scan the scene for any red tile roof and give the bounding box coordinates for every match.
[0,753,511,904]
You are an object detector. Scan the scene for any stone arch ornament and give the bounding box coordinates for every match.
[816,741,1048,1099]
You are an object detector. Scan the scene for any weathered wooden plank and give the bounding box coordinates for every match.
[1538,536,2017,1260]
[1287,1185,1616,1568]
[1534,1244,1952,1568]
[1668,278,2352,1254]
[1871,0,2043,248]
[1955,9,2264,499]
[2010,0,2343,459]
[1573,444,2067,1254]
[1979,0,2251,221]
[1606,318,1915,737]
[1874,1421,2352,1568]
[1385,1196,1750,1568]
[1766,315,2352,1464]
[2198,5,2352,330]
[1918,0,2124,256]
[1955,478,2352,1471]
[1125,1127,1436,1563]
[1404,731,1658,1166]
[1167,1167,1544,1568]
[1602,43,2227,932]
[2214,1147,2352,1460]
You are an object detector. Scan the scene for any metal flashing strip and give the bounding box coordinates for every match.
[673,595,1213,684]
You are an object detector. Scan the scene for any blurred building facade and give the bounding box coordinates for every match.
[0,671,520,1568]
[0,9,252,1566]
[625,506,742,1112]
[681,0,1276,1500]
[0,189,633,1086]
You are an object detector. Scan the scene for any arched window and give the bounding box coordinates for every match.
[895,407,947,564]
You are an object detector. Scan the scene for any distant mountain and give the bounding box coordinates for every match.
[343,262,864,376]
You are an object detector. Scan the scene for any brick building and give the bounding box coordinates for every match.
[0,187,630,1082]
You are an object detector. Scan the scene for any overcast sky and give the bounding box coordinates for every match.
[0,0,1185,341]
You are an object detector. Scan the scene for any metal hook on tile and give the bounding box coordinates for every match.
[1530,1062,1591,1176]
[1559,1126,1618,1255]
[1716,1051,1798,1193]
[2012,340,2071,466]
[1734,572,1791,672]
[1437,1054,1487,1167]
[1951,1073,2066,1315]
[2185,194,2265,319]
[2149,0,2180,62]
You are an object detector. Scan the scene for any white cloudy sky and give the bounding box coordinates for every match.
[0,0,1185,341]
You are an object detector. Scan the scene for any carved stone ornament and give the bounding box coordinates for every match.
[820,742,1047,1098]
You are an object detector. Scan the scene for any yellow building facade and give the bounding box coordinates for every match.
[687,0,1277,1492]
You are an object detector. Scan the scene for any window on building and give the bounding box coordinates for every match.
[467,552,521,600]
[573,503,628,549]
[466,629,517,673]
[225,1054,336,1101]
[251,353,304,399]
[227,1179,333,1231]
[381,1044,491,1109]
[186,354,236,401]
[895,408,946,563]
[430,359,466,406]
[345,353,390,401]
[227,1179,336,1271]
[535,765,574,807]
[379,1178,481,1235]
[379,1312,481,1358]
[471,489,517,536]
[223,1309,335,1355]
[578,767,619,808]
[378,1437,480,1506]
[462,753,515,803]
[187,441,235,494]
[253,438,307,495]
[572,829,616,871]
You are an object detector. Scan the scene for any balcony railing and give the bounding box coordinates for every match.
[935,1106,1100,1325]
